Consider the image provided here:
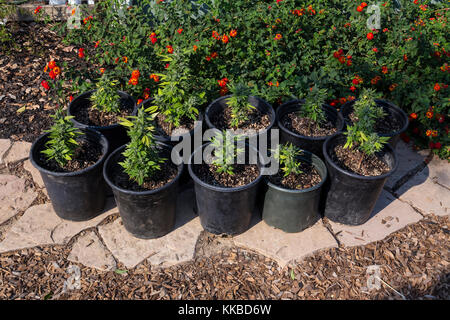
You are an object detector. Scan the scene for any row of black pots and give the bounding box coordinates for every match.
[30,91,408,239]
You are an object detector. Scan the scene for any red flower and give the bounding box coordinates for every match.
[177,28,183,34]
[212,31,219,39]
[41,80,50,90]
[149,33,157,44]
[338,56,346,64]
[193,45,198,52]
[222,35,229,44]
[230,29,237,37]
[350,86,356,92]
[367,32,374,40]
[210,52,218,59]
[426,111,434,119]
[69,95,74,102]
[34,6,42,14]
[352,78,359,85]
[128,77,138,86]
[166,45,174,54]
[274,34,282,41]
[403,54,408,61]
[357,6,363,12]
[48,61,56,70]
[49,70,56,80]
[434,83,441,91]
[409,113,418,120]
[361,2,368,7]
[381,66,388,74]
[373,47,378,52]
[333,51,340,58]
[434,142,442,149]
[137,99,143,105]
[217,78,229,88]
[438,115,445,123]
[78,48,85,58]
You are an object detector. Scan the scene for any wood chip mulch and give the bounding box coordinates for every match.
[0,215,448,300]
[0,22,94,143]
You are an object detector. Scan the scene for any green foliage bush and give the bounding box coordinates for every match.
[58,0,449,159]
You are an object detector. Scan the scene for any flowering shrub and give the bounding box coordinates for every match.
[58,0,449,159]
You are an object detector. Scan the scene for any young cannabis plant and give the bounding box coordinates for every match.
[344,89,390,162]
[153,51,205,130]
[274,143,304,177]
[90,74,121,113]
[298,86,327,126]
[119,106,166,186]
[226,82,256,129]
[210,131,244,176]
[41,108,83,168]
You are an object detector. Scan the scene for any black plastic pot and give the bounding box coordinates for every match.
[103,144,183,239]
[68,90,137,154]
[262,150,327,233]
[340,99,408,148]
[322,134,398,226]
[277,100,344,158]
[30,129,109,221]
[188,143,264,235]
[205,95,276,146]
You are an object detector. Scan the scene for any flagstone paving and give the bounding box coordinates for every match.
[0,137,448,271]
[327,190,423,247]
[0,139,11,165]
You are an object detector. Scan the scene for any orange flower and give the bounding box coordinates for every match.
[229,29,237,37]
[99,68,105,74]
[389,83,398,91]
[210,52,218,59]
[410,113,418,120]
[434,83,441,91]
[131,70,140,79]
[122,56,128,63]
[167,45,174,54]
[128,77,138,86]
[193,45,198,52]
[431,130,438,137]
[426,130,432,137]
[381,66,388,74]
[426,111,434,119]
[150,74,159,82]
[52,66,61,76]
[222,35,229,44]
[274,34,282,41]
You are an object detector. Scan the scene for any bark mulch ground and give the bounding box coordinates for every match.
[0,215,448,300]
[0,22,92,143]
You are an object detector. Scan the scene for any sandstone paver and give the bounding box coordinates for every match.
[0,198,118,253]
[99,188,203,269]
[3,141,31,164]
[385,141,427,190]
[0,139,11,164]
[427,157,450,190]
[23,159,45,189]
[328,190,423,247]
[0,174,37,225]
[398,166,450,217]
[233,218,338,268]
[68,231,116,271]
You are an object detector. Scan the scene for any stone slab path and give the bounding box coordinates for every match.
[0,139,448,271]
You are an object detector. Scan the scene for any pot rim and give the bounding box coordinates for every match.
[103,143,183,196]
[277,99,345,141]
[68,90,137,130]
[204,95,276,138]
[323,134,398,181]
[264,149,328,194]
[341,98,409,137]
[187,142,264,193]
[30,128,109,177]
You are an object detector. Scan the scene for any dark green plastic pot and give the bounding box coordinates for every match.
[262,150,327,233]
